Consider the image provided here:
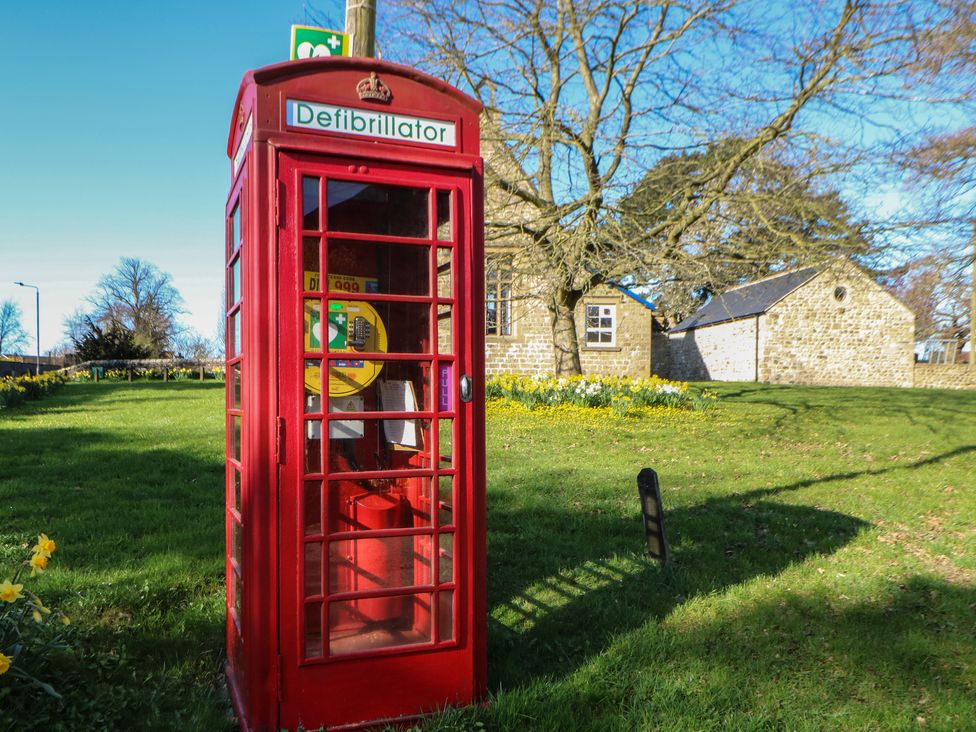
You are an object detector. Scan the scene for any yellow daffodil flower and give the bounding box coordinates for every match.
[29,553,49,576]
[32,609,43,623]
[32,533,56,558]
[0,580,24,603]
[61,615,71,626]
[0,653,11,675]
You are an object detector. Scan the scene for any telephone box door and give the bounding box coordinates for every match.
[277,151,479,728]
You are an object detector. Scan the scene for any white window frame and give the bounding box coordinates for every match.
[486,256,514,337]
[584,303,616,347]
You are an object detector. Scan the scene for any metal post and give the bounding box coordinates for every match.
[345,0,376,58]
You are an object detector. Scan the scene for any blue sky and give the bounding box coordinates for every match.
[0,1,349,353]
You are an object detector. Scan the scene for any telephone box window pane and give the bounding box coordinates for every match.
[229,255,242,307]
[231,203,241,253]
[438,475,453,527]
[228,312,240,358]
[326,301,431,355]
[305,420,322,473]
[231,415,242,461]
[303,237,321,290]
[438,533,453,584]
[327,419,429,473]
[304,299,323,353]
[233,469,242,513]
[233,520,243,566]
[329,535,432,594]
[436,248,452,298]
[304,480,322,535]
[327,181,428,238]
[327,240,429,296]
[234,313,242,356]
[305,602,323,659]
[436,191,452,241]
[304,359,322,413]
[439,419,453,468]
[327,479,432,534]
[303,176,320,231]
[329,593,432,656]
[233,573,243,619]
[304,541,323,597]
[326,359,429,415]
[437,307,453,356]
[231,363,242,409]
[438,590,454,642]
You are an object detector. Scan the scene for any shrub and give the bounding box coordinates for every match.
[0,372,66,410]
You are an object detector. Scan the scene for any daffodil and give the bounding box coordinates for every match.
[32,533,56,558]
[61,614,71,626]
[32,609,43,623]
[29,552,49,576]
[0,653,11,675]
[0,580,24,603]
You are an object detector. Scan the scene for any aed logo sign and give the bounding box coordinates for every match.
[286,99,456,148]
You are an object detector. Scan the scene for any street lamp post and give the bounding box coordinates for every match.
[14,282,40,376]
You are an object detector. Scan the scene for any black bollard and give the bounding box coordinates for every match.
[637,468,669,563]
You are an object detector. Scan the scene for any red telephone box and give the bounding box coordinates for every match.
[224,57,486,731]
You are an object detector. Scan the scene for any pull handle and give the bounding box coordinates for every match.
[459,374,473,403]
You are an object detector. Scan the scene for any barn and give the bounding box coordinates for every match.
[664,262,915,387]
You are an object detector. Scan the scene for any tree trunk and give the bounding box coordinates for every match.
[550,292,583,376]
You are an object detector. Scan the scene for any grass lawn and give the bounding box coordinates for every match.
[1,381,974,730]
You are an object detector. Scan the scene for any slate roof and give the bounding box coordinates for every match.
[670,267,819,332]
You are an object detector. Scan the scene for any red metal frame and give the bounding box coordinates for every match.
[225,58,485,732]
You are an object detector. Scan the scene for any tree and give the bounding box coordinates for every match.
[72,318,151,361]
[392,0,946,374]
[886,254,971,349]
[621,141,871,325]
[171,329,216,360]
[87,258,184,358]
[0,299,30,356]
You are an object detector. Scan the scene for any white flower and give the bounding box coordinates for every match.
[655,383,681,395]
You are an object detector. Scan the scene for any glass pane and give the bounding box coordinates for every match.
[600,317,613,328]
[327,301,431,355]
[436,248,452,298]
[233,520,242,566]
[305,420,322,473]
[438,533,453,584]
[234,312,242,355]
[437,307,453,356]
[233,572,242,619]
[233,469,242,513]
[438,475,453,527]
[304,299,322,352]
[305,541,323,597]
[231,363,242,409]
[599,332,611,343]
[327,240,429,296]
[329,535,432,594]
[500,297,511,337]
[305,602,323,658]
[327,181,429,237]
[327,481,433,534]
[438,590,454,642]
[228,312,239,357]
[303,176,320,230]
[329,593,432,656]
[232,203,241,251]
[436,191,452,241]
[231,415,242,461]
[325,361,430,415]
[304,359,322,413]
[229,255,241,307]
[586,331,599,343]
[304,480,322,535]
[303,237,321,290]
[439,418,453,468]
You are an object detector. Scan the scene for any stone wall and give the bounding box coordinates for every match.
[485,283,654,377]
[913,363,976,389]
[760,266,915,387]
[667,317,758,381]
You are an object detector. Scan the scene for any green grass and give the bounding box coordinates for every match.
[1,382,974,730]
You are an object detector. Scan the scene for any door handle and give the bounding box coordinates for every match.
[459,374,473,403]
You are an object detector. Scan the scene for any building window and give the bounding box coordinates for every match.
[585,303,616,347]
[486,256,513,336]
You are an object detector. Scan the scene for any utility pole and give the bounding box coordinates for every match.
[345,0,376,58]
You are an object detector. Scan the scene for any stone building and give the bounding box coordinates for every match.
[483,254,661,377]
[665,263,915,387]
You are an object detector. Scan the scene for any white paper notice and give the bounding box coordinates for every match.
[380,380,420,448]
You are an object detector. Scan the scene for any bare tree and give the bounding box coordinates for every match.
[0,299,30,356]
[391,0,942,374]
[87,258,185,358]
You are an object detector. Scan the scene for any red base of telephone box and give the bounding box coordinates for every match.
[224,57,486,730]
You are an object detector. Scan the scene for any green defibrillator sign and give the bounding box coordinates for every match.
[290,25,350,60]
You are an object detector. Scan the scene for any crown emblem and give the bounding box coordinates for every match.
[356,72,392,103]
